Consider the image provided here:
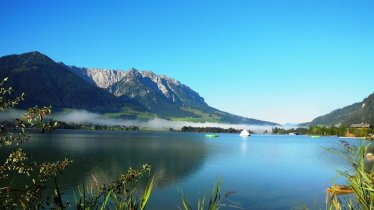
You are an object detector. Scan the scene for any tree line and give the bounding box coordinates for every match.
[180,126,246,133]
[55,121,140,131]
[272,125,374,137]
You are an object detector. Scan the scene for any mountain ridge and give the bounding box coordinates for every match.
[309,92,374,126]
[0,51,278,125]
[66,66,207,106]
[0,51,144,112]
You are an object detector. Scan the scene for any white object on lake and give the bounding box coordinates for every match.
[240,129,250,137]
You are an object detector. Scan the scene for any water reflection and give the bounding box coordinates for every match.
[365,145,374,171]
[4,130,210,191]
[1,131,366,209]
[240,138,249,156]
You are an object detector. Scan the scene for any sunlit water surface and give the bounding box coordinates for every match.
[2,130,363,209]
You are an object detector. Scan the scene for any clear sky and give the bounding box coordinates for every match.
[0,0,373,124]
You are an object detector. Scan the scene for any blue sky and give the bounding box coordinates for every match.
[0,0,373,124]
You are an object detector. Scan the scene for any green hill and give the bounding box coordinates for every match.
[310,92,374,126]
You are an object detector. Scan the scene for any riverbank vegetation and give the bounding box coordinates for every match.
[180,126,245,133]
[55,121,140,131]
[332,141,374,209]
[0,120,140,131]
[309,125,373,138]
[271,127,309,135]
[272,125,374,138]
[304,141,374,210]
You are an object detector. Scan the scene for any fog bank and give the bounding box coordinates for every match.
[54,110,277,132]
[0,109,26,121]
[1,109,291,132]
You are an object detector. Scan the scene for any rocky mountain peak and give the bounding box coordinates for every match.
[160,75,181,86]
[129,67,138,72]
[18,51,55,66]
[140,70,156,78]
[67,66,207,107]
[127,68,142,77]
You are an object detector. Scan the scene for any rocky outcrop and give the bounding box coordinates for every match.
[67,66,207,107]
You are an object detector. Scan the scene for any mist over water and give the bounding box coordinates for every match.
[0,109,291,132]
[0,109,26,121]
[54,110,278,132]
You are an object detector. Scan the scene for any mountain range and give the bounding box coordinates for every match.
[309,92,374,126]
[0,51,277,125]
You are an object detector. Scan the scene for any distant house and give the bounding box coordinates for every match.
[345,131,355,138]
[345,124,373,137]
[350,123,372,129]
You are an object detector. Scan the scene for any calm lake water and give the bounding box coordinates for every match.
[2,130,363,209]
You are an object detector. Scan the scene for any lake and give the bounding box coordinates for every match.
[1,130,362,209]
